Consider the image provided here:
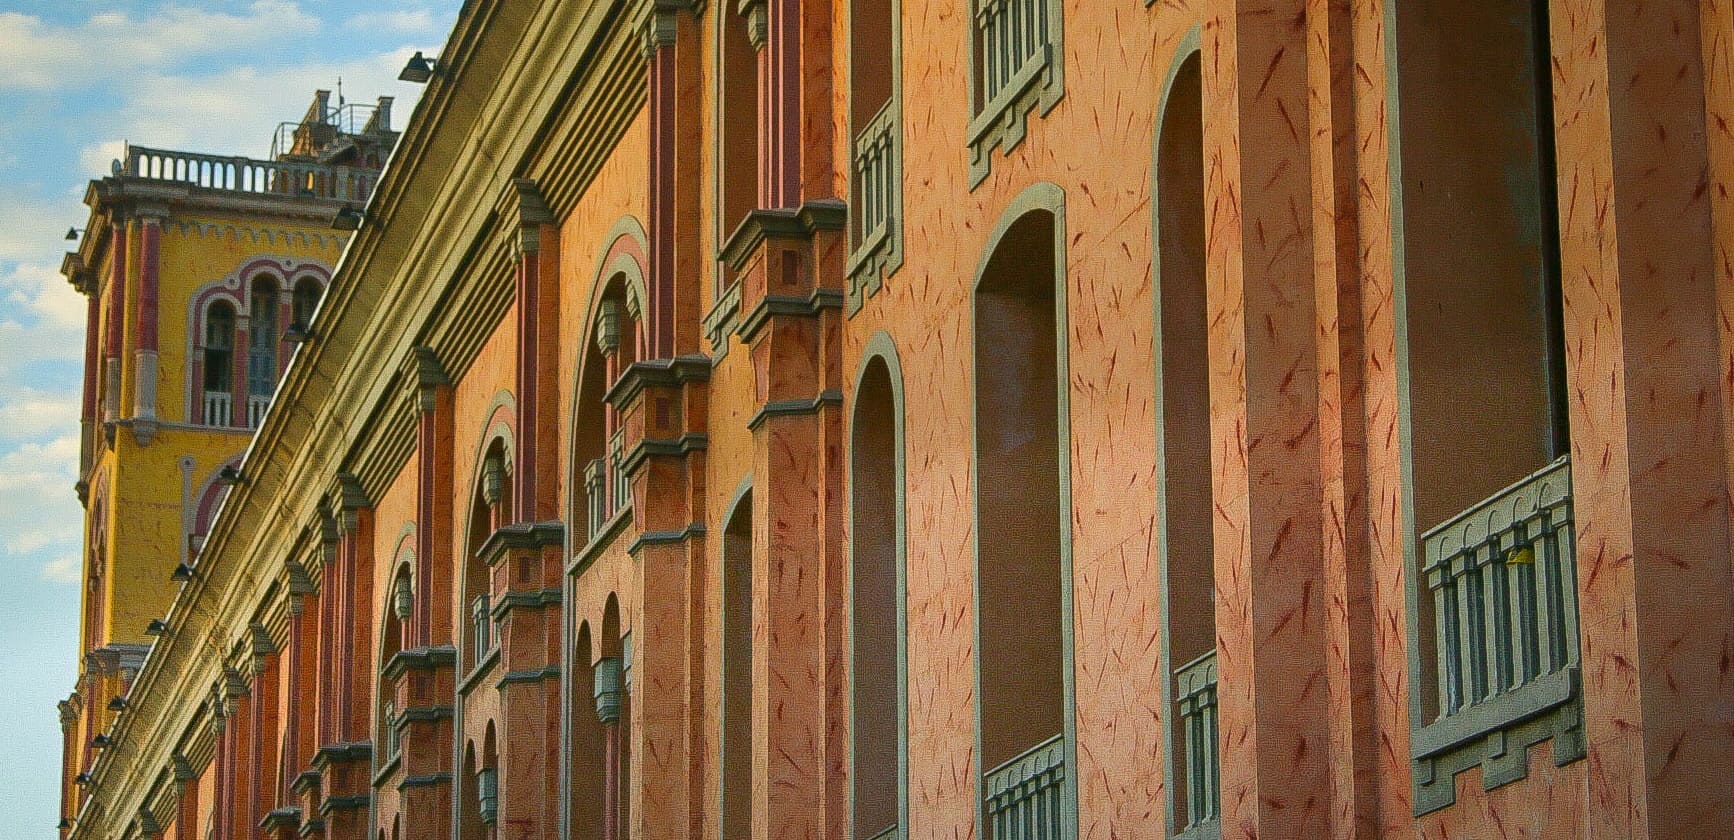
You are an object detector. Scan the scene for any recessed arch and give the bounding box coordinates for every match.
[566,218,651,542]
[969,180,1075,838]
[849,332,909,840]
[719,479,754,840]
[1150,29,1218,836]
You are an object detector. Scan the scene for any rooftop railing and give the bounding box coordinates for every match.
[121,144,375,203]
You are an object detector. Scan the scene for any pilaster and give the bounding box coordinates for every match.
[130,204,166,445]
[1549,0,1734,833]
[606,353,712,840]
[1202,0,1334,835]
[381,646,457,839]
[480,521,566,837]
[507,180,561,521]
[725,199,847,840]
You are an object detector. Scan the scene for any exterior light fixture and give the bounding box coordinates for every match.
[285,322,315,344]
[66,227,84,241]
[59,818,74,829]
[398,51,438,83]
[74,773,93,787]
[107,697,128,712]
[216,465,243,485]
[331,204,365,231]
[146,618,171,635]
[91,734,112,749]
[171,563,196,582]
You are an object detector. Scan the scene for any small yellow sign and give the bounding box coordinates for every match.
[1506,546,1535,566]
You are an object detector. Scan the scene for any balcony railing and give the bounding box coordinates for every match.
[976,0,1049,111]
[1174,651,1220,839]
[203,391,233,427]
[122,144,376,203]
[471,595,493,669]
[966,0,1060,185]
[585,457,607,542]
[246,395,271,429]
[1413,456,1583,812]
[851,98,900,276]
[982,733,1067,840]
[610,429,630,516]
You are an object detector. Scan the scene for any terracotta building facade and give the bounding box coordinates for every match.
[60,0,1734,837]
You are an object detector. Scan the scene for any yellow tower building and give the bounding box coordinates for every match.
[56,91,395,824]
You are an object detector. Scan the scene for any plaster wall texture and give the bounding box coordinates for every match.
[61,0,1734,838]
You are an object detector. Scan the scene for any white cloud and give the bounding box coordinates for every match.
[0,388,79,444]
[0,3,321,91]
[38,554,81,584]
[345,9,437,34]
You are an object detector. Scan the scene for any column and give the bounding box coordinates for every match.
[103,216,127,427]
[1202,0,1334,835]
[508,180,559,522]
[131,206,165,443]
[401,349,456,840]
[1551,0,1734,833]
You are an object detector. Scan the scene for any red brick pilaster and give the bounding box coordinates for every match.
[507,181,559,522]
[479,522,565,837]
[1202,0,1335,835]
[723,199,848,840]
[1549,0,1734,833]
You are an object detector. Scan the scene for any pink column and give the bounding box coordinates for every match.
[102,220,127,424]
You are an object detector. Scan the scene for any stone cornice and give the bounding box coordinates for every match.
[478,521,567,568]
[603,354,713,410]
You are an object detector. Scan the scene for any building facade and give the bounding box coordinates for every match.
[58,92,396,836]
[60,0,1734,838]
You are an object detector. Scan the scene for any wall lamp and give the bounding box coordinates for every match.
[170,563,196,582]
[74,773,93,787]
[331,205,365,232]
[91,734,111,749]
[107,696,128,712]
[398,51,439,83]
[216,465,244,485]
[146,618,172,635]
[66,227,85,241]
[59,817,75,829]
[285,322,316,344]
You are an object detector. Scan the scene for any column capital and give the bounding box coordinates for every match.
[409,345,450,412]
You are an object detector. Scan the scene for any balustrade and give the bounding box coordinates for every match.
[1422,456,1578,720]
[1174,651,1219,839]
[471,595,493,669]
[975,0,1050,117]
[122,144,375,203]
[853,100,899,260]
[610,429,629,517]
[245,395,271,429]
[202,392,232,428]
[585,458,607,542]
[982,734,1067,840]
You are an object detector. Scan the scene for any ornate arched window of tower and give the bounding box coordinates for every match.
[201,301,236,427]
[246,276,280,428]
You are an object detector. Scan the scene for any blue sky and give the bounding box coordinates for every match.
[0,1,455,831]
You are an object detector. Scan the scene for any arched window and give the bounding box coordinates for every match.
[291,277,323,334]
[566,624,604,840]
[459,742,483,840]
[720,490,754,840]
[1390,0,1579,812]
[378,564,410,765]
[479,724,499,827]
[466,441,509,671]
[246,277,280,428]
[972,197,1072,837]
[576,278,640,542]
[850,349,906,839]
[1153,45,1217,837]
[202,301,236,427]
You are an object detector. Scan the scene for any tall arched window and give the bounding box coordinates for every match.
[720,490,754,840]
[202,301,236,427]
[378,564,410,766]
[1153,45,1217,837]
[576,278,640,542]
[246,277,280,428]
[1390,0,1579,813]
[972,194,1072,837]
[850,348,906,839]
[460,742,483,840]
[566,624,604,840]
[466,441,509,671]
[291,277,323,334]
